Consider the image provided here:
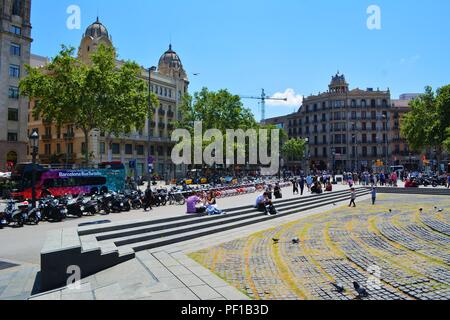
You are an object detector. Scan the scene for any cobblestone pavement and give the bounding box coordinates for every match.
[189,194,450,300]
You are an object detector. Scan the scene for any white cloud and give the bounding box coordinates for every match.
[266,88,303,107]
[400,54,420,65]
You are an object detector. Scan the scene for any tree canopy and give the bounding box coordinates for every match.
[20,44,155,164]
[401,85,450,161]
[282,138,307,161]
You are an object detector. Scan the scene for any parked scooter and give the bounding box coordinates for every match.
[40,197,67,222]
[59,194,83,218]
[0,199,27,227]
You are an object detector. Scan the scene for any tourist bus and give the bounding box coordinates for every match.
[10,162,126,200]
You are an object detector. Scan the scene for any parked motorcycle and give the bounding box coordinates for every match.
[59,195,83,218]
[40,197,67,222]
[0,199,27,227]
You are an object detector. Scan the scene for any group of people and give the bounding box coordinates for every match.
[186,191,226,216]
[292,175,334,196]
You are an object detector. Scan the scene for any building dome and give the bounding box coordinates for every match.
[84,17,110,39]
[329,71,349,93]
[158,44,183,71]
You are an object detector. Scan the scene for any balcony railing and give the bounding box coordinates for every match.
[63,133,74,140]
[42,134,52,140]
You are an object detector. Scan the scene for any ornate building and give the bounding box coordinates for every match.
[264,73,421,173]
[28,18,189,179]
[0,0,32,171]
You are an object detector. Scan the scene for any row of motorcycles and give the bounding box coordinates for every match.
[0,187,187,228]
[408,175,448,188]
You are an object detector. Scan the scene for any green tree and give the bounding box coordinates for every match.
[401,85,450,165]
[175,87,283,169]
[282,138,307,161]
[20,44,151,164]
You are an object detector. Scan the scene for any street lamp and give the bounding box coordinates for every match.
[382,114,389,171]
[352,134,358,172]
[304,138,309,175]
[29,129,39,209]
[147,66,157,181]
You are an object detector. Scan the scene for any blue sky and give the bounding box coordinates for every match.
[31,0,450,119]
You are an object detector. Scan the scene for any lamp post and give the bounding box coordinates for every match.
[332,147,336,175]
[382,114,389,171]
[29,129,39,209]
[147,66,157,181]
[304,138,309,175]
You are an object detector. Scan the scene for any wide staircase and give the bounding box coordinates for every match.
[40,188,370,292]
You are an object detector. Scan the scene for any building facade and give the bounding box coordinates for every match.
[265,73,422,173]
[0,0,32,171]
[27,18,189,179]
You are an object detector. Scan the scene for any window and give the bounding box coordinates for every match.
[81,142,87,154]
[8,108,19,121]
[125,144,133,155]
[12,0,22,16]
[8,132,18,142]
[111,143,120,155]
[10,43,21,56]
[136,145,144,155]
[9,64,20,78]
[45,144,51,155]
[10,25,21,35]
[100,142,106,155]
[9,86,20,99]
[56,144,61,154]
[68,143,73,154]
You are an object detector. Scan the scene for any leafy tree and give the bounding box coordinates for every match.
[20,44,152,164]
[282,138,307,161]
[401,85,450,164]
[175,87,283,169]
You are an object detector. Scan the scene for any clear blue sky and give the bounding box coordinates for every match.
[31,0,450,119]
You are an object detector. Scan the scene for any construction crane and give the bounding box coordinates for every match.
[240,89,287,122]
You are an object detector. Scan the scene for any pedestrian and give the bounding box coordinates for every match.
[299,176,305,196]
[349,188,357,208]
[371,187,377,205]
[447,173,450,189]
[292,179,299,195]
[306,175,313,192]
[143,184,153,212]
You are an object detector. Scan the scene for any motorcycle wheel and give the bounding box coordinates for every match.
[31,216,39,225]
[177,198,186,206]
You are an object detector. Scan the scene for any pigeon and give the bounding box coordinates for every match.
[419,208,423,213]
[292,237,300,244]
[437,209,443,213]
[331,282,345,293]
[333,203,337,206]
[272,238,280,244]
[353,282,369,298]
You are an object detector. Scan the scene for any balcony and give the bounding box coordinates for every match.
[158,122,166,129]
[41,134,52,141]
[158,109,166,116]
[63,133,74,140]
[167,111,175,118]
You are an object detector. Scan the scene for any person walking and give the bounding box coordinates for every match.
[349,188,357,208]
[299,176,305,196]
[371,187,377,205]
[306,175,313,193]
[292,179,299,195]
[143,184,153,212]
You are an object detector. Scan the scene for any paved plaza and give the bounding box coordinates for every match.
[1,188,449,300]
[190,194,450,300]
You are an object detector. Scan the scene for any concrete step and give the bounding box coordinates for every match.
[113,190,371,254]
[79,188,359,239]
[93,189,369,250]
